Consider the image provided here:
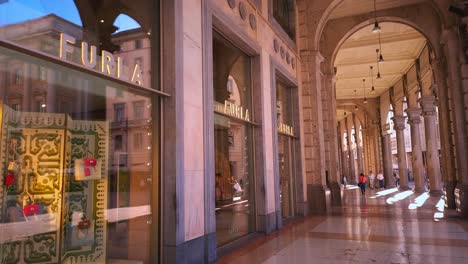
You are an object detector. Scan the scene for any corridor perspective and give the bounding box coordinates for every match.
[217,186,468,264]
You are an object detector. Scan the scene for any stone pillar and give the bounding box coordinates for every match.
[419,96,443,195]
[353,115,364,175]
[346,116,356,184]
[393,116,410,190]
[406,108,426,193]
[302,51,329,213]
[442,29,468,217]
[381,125,395,188]
[432,60,456,208]
[339,121,348,181]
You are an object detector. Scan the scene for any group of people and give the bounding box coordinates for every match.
[357,171,385,195]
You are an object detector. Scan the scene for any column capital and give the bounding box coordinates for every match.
[405,107,422,124]
[381,123,392,136]
[392,116,406,131]
[419,96,438,116]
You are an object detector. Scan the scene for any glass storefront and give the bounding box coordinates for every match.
[0,1,159,263]
[213,32,255,246]
[276,80,296,219]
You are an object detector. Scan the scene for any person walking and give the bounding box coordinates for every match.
[368,171,375,190]
[394,172,400,187]
[358,173,367,195]
[377,171,385,189]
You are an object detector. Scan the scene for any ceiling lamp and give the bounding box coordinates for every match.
[354,89,358,111]
[370,66,376,94]
[376,49,382,79]
[378,32,384,62]
[362,79,368,104]
[372,0,381,33]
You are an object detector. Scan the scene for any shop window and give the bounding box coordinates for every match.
[272,0,296,40]
[0,1,158,262]
[213,31,255,246]
[133,100,145,119]
[115,135,123,150]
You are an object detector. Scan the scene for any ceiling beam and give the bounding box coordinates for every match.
[335,56,415,67]
[336,73,402,80]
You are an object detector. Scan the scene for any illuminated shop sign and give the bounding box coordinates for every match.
[278,123,294,137]
[214,100,250,122]
[59,33,143,86]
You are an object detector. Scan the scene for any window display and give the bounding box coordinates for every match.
[213,32,255,246]
[0,1,158,262]
[276,80,296,219]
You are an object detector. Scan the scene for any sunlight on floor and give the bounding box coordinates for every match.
[344,185,359,190]
[408,192,430,209]
[386,190,413,204]
[370,188,399,199]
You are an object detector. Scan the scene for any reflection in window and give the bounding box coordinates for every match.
[114,103,125,122]
[134,132,144,150]
[134,100,145,119]
[213,31,255,246]
[115,135,123,150]
[0,1,156,263]
[273,0,296,40]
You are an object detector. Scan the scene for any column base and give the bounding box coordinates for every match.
[295,201,309,216]
[455,184,468,219]
[445,181,457,209]
[329,182,342,206]
[307,184,331,214]
[398,185,411,191]
[413,187,427,194]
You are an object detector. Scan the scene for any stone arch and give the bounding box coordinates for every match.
[319,2,444,74]
[312,0,450,53]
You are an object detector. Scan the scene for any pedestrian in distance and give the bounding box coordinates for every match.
[377,171,384,189]
[368,171,375,190]
[358,173,367,195]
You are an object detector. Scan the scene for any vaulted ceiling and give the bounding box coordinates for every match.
[334,22,426,100]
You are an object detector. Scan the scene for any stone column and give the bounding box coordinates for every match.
[406,108,426,193]
[353,115,364,175]
[393,116,410,190]
[442,29,468,217]
[419,96,443,195]
[381,125,395,188]
[339,121,348,181]
[346,116,356,184]
[432,60,456,208]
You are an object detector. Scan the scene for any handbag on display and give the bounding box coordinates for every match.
[68,212,95,248]
[75,157,101,181]
[4,171,15,186]
[23,197,39,216]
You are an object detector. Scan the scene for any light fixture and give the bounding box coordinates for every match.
[378,32,384,62]
[354,89,358,111]
[376,49,382,79]
[372,0,381,33]
[370,66,376,94]
[362,79,368,104]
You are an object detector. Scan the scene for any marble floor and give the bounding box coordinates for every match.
[217,185,468,264]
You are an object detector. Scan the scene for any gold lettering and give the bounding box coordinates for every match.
[131,64,143,85]
[81,42,96,69]
[117,57,129,81]
[245,109,250,122]
[59,33,75,60]
[101,50,116,76]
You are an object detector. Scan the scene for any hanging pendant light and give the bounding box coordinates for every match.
[370,66,376,94]
[376,49,382,79]
[371,0,381,33]
[354,89,358,111]
[378,32,384,62]
[362,79,368,104]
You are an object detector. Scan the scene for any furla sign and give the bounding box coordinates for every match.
[59,33,143,86]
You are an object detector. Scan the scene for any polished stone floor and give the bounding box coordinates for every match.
[217,185,468,264]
